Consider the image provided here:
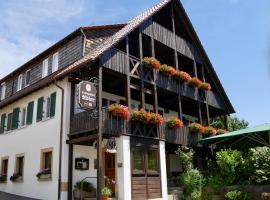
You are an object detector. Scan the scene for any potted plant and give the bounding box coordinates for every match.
[73,181,96,200]
[166,117,183,129]
[203,126,217,137]
[0,174,7,183]
[159,64,176,77]
[36,168,51,180]
[108,103,130,119]
[188,122,204,133]
[199,82,211,91]
[10,173,22,182]
[216,129,228,135]
[131,109,164,126]
[188,77,202,88]
[143,57,161,70]
[173,70,191,82]
[101,186,112,200]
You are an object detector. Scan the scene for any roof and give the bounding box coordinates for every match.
[199,123,270,148]
[0,24,125,84]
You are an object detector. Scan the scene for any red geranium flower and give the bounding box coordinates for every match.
[143,57,161,70]
[188,77,202,88]
[108,103,130,119]
[173,70,192,82]
[159,64,177,77]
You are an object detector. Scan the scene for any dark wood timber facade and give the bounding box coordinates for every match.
[0,0,234,199]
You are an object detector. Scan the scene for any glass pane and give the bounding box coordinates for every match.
[133,150,144,172]
[44,152,52,169]
[148,150,158,172]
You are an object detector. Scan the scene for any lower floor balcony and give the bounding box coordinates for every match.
[70,108,202,146]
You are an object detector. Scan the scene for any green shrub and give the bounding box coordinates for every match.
[180,169,203,200]
[175,146,194,171]
[74,181,94,192]
[225,190,251,200]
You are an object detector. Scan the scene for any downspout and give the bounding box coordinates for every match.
[54,80,64,200]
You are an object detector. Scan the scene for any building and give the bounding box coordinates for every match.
[0,0,234,199]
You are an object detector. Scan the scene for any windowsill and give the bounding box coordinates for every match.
[0,181,7,184]
[11,176,23,183]
[42,116,55,122]
[37,174,52,181]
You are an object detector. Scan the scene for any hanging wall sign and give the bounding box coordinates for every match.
[78,81,97,109]
[75,157,89,170]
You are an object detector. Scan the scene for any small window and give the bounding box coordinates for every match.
[14,154,24,181]
[0,157,8,182]
[21,107,27,127]
[42,58,49,78]
[17,74,23,91]
[39,148,53,180]
[45,97,51,118]
[132,149,144,174]
[147,149,159,173]
[0,83,6,100]
[6,113,13,131]
[52,52,59,72]
[25,70,31,86]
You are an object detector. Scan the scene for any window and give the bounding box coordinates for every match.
[11,107,20,130]
[36,97,44,122]
[26,101,34,125]
[21,107,27,127]
[52,52,59,72]
[1,157,8,182]
[37,92,56,122]
[15,154,24,179]
[1,82,6,100]
[6,113,13,131]
[132,149,144,174]
[17,74,23,91]
[42,58,49,78]
[45,97,51,118]
[40,148,53,179]
[25,70,31,86]
[147,149,159,173]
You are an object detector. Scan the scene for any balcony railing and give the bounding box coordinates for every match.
[70,108,201,146]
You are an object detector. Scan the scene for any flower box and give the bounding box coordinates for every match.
[131,109,164,126]
[159,65,176,77]
[203,126,217,137]
[166,117,183,129]
[73,189,96,200]
[188,77,202,88]
[173,70,191,82]
[188,122,204,133]
[216,129,228,135]
[108,103,130,119]
[36,168,51,180]
[10,173,22,182]
[143,57,161,70]
[199,82,211,91]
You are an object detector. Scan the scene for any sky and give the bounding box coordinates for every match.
[0,0,269,126]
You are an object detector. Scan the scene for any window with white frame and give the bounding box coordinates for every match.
[25,70,31,86]
[42,58,49,78]
[20,107,27,127]
[52,52,59,73]
[0,83,6,100]
[17,74,23,91]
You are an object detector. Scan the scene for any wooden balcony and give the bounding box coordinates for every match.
[70,108,201,146]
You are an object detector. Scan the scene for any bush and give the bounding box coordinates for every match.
[74,181,94,192]
[175,146,194,171]
[180,169,203,200]
[225,190,251,200]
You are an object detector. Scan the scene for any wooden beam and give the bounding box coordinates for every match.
[171,2,179,70]
[97,66,103,200]
[67,134,98,144]
[178,94,183,120]
[126,37,131,108]
[139,32,145,109]
[224,113,229,130]
[198,102,202,124]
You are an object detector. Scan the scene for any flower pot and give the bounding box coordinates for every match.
[73,189,96,200]
[102,195,109,200]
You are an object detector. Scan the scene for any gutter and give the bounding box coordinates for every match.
[54,80,65,200]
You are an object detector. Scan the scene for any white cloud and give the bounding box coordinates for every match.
[0,0,86,79]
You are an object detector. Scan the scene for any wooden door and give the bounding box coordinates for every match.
[105,153,115,195]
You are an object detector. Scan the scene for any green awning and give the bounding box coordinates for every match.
[199,123,270,149]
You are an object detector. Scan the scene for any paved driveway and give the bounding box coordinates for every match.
[0,192,39,200]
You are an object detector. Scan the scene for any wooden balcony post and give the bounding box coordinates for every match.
[224,113,229,130]
[198,102,202,124]
[178,94,183,120]
[139,31,145,109]
[125,37,131,109]
[150,31,158,113]
[97,66,103,200]
[171,1,179,70]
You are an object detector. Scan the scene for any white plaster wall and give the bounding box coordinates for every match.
[116,136,131,200]
[0,78,70,200]
[72,145,97,190]
[160,141,168,200]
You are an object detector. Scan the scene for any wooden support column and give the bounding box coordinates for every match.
[67,144,73,200]
[198,102,202,124]
[224,113,229,130]
[178,94,183,120]
[171,2,179,70]
[139,32,145,109]
[201,65,210,124]
[97,66,103,200]
[125,37,131,108]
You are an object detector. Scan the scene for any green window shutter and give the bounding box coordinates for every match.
[50,92,56,117]
[12,107,20,130]
[26,101,34,125]
[0,114,6,134]
[37,97,44,122]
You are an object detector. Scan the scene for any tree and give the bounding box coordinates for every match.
[210,116,249,132]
